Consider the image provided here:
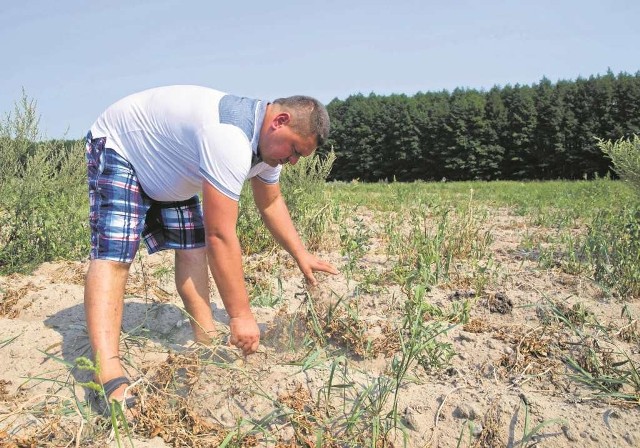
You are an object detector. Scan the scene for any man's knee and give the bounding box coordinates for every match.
[174,247,207,264]
[86,258,132,281]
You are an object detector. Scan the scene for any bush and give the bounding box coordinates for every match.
[585,207,640,299]
[0,93,88,273]
[587,136,640,298]
[237,151,336,254]
[278,150,336,251]
[598,135,640,196]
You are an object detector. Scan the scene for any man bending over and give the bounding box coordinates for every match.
[84,85,338,411]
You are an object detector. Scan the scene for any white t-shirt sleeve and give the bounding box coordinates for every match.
[198,125,252,201]
[253,164,282,184]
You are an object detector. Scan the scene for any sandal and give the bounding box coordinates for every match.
[89,376,139,417]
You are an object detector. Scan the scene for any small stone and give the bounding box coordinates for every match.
[488,292,513,314]
[403,406,420,431]
[561,425,578,442]
[448,289,476,300]
[445,367,458,377]
[233,358,245,367]
[472,422,483,437]
[458,331,476,343]
[624,432,636,446]
[589,433,600,442]
[280,426,295,442]
[579,431,589,439]
[603,409,620,431]
[453,403,478,420]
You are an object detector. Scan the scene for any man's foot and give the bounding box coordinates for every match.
[89,376,139,419]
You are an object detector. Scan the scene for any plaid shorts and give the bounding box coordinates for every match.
[86,132,205,263]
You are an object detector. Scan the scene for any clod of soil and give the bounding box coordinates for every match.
[488,292,513,314]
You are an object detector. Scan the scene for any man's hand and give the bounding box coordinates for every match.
[296,251,339,286]
[229,315,260,355]
[250,179,339,286]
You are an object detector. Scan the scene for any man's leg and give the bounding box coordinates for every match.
[84,258,131,400]
[174,247,217,343]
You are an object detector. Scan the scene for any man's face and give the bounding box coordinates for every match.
[259,113,317,167]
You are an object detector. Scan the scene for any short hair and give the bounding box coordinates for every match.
[272,96,330,146]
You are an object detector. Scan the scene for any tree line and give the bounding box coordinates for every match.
[321,71,640,181]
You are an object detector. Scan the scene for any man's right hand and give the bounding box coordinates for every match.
[229,315,260,355]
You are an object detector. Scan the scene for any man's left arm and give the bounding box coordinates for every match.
[251,177,338,285]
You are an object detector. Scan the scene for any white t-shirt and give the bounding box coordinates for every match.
[90,85,281,201]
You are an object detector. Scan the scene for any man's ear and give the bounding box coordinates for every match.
[273,112,291,128]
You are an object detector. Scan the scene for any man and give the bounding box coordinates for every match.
[84,85,338,410]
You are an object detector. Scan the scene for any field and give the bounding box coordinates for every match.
[0,178,639,448]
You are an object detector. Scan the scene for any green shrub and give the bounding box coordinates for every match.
[278,150,336,251]
[587,136,640,298]
[585,207,640,299]
[598,135,640,196]
[0,93,88,273]
[236,185,272,255]
[237,151,336,254]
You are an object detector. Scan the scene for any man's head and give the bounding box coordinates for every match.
[258,96,330,167]
[272,96,330,147]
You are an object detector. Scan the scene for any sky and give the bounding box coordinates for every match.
[1,0,638,139]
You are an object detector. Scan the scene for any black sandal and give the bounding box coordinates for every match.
[89,376,138,417]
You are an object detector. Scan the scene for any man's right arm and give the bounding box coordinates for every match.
[201,180,260,355]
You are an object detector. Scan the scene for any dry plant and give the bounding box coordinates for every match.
[302,289,400,358]
[494,326,563,378]
[616,320,639,344]
[277,383,339,448]
[132,352,240,447]
[471,400,503,448]
[616,304,639,344]
[125,256,174,303]
[0,283,39,318]
[565,336,640,403]
[463,318,491,334]
[50,261,87,285]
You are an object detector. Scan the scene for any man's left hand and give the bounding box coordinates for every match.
[295,251,339,286]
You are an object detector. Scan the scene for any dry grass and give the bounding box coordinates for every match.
[0,283,38,318]
[472,400,504,448]
[310,297,400,358]
[494,325,564,377]
[463,318,491,334]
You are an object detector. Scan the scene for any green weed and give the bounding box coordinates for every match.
[598,135,640,196]
[237,150,336,255]
[585,207,640,298]
[565,342,640,403]
[0,333,20,349]
[278,149,337,251]
[250,276,285,308]
[404,285,456,372]
[513,395,566,447]
[339,210,371,281]
[0,93,88,273]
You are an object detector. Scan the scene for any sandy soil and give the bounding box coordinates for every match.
[0,207,639,447]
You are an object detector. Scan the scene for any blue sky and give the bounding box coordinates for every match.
[1,0,638,139]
